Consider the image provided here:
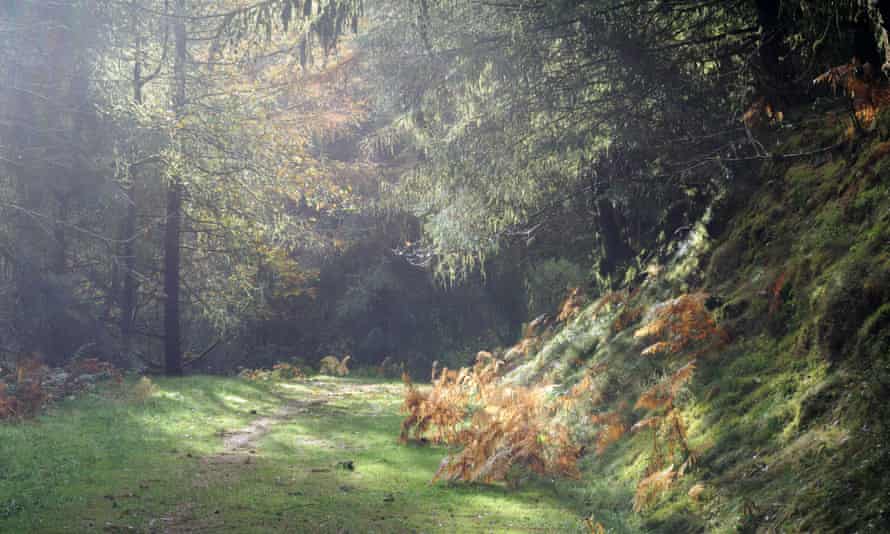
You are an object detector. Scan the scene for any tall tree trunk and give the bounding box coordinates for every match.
[164,0,187,376]
[754,0,793,100]
[120,182,137,355]
[595,197,632,281]
[121,22,143,359]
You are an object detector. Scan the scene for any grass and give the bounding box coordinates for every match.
[0,375,586,533]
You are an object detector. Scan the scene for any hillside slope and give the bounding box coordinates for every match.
[495,115,890,532]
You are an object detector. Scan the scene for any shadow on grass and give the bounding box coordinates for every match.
[0,376,283,532]
[0,375,593,533]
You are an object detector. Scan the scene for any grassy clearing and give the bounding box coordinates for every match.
[0,375,585,533]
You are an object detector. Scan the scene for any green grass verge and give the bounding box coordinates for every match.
[0,375,586,533]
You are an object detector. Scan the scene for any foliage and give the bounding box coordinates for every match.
[612,305,645,335]
[240,362,309,381]
[400,351,610,484]
[0,356,122,421]
[525,259,586,318]
[399,369,469,445]
[376,356,404,378]
[814,58,890,127]
[633,464,677,513]
[319,355,351,376]
[131,376,159,403]
[363,0,771,282]
[0,375,582,531]
[629,299,707,510]
[634,293,727,358]
[557,288,587,323]
[590,407,628,456]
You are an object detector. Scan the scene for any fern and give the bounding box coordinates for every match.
[589,290,628,319]
[631,361,697,503]
[319,354,351,376]
[0,383,17,419]
[131,376,159,403]
[633,464,676,512]
[768,270,788,315]
[814,59,890,127]
[590,408,628,455]
[557,287,586,322]
[634,293,726,358]
[584,516,606,534]
[401,350,591,484]
[612,305,644,334]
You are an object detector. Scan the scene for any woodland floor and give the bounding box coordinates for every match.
[0,376,587,533]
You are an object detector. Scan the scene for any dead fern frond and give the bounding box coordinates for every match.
[769,271,788,315]
[425,379,583,484]
[687,482,705,502]
[634,317,668,341]
[319,355,341,375]
[591,409,627,455]
[131,376,158,403]
[16,356,44,385]
[523,314,552,338]
[669,360,696,398]
[336,355,351,376]
[633,464,676,512]
[589,290,628,319]
[0,383,17,419]
[584,517,606,534]
[557,287,586,322]
[742,96,784,129]
[631,416,662,433]
[632,360,697,496]
[814,59,890,127]
[677,451,697,477]
[612,305,644,334]
[635,382,670,411]
[640,341,671,357]
[14,380,47,417]
[505,337,540,360]
[634,293,725,358]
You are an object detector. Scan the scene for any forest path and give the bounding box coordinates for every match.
[0,376,583,533]
[217,397,327,456]
[152,377,584,533]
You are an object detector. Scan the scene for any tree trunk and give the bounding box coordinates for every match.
[865,1,890,76]
[120,181,138,355]
[122,20,143,359]
[595,197,632,281]
[754,0,793,100]
[164,0,187,376]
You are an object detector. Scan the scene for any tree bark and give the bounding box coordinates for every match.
[164,0,187,376]
[595,197,632,280]
[754,0,793,100]
[122,16,143,359]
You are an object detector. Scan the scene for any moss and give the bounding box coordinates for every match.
[461,119,889,532]
[642,502,704,533]
[784,159,845,213]
[856,303,890,346]
[706,239,744,283]
[816,257,887,362]
[797,374,844,429]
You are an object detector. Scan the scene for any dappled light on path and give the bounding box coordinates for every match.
[0,376,585,533]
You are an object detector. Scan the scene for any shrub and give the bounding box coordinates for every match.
[319,355,351,376]
[400,351,604,484]
[131,377,159,403]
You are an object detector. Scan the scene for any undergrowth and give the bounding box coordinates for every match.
[398,116,890,531]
